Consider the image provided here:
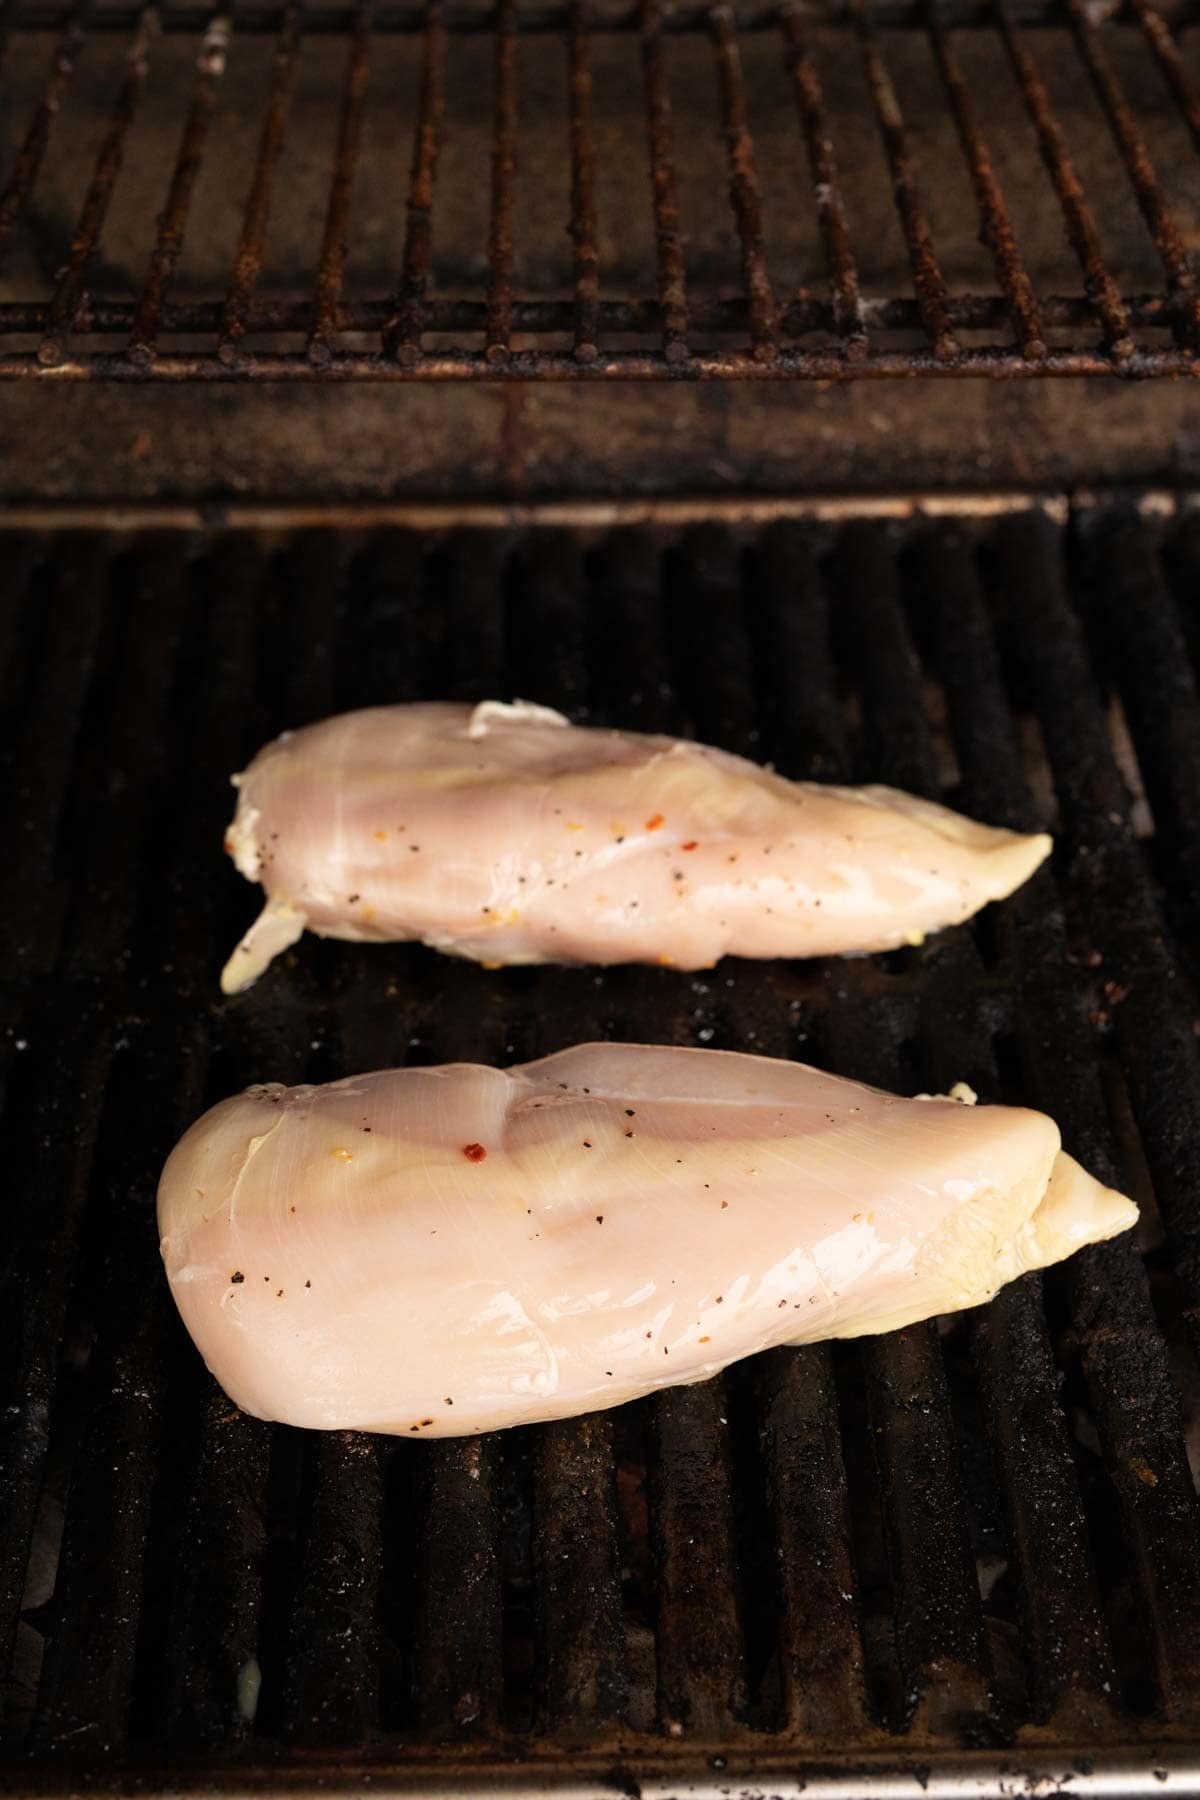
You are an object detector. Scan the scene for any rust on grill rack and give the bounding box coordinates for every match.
[641,0,689,364]
[484,0,518,363]
[218,0,302,365]
[709,4,779,363]
[994,0,1132,359]
[0,0,1198,378]
[1131,0,1200,156]
[37,3,159,367]
[854,1,958,360]
[567,0,601,363]
[1063,0,1200,346]
[0,0,91,273]
[780,8,866,360]
[382,0,445,363]
[924,0,1044,360]
[127,7,230,366]
[307,0,375,366]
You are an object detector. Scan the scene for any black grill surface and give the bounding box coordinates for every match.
[4,499,1200,1794]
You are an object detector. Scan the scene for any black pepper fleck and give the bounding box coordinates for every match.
[230,1271,244,1284]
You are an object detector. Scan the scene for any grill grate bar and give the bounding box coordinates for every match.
[649,1383,747,1735]
[914,525,1117,1720]
[925,2,1044,360]
[567,0,601,362]
[6,345,1200,378]
[1064,514,1200,1373]
[532,1416,627,1732]
[284,1434,384,1745]
[994,0,1132,358]
[382,0,445,363]
[127,10,231,366]
[1063,0,1199,346]
[163,1394,272,1749]
[0,0,92,275]
[37,5,159,368]
[307,0,375,367]
[218,0,302,365]
[855,5,958,360]
[484,0,518,363]
[6,0,1200,27]
[414,1440,504,1735]
[641,0,688,362]
[992,511,1200,1717]
[831,523,990,1724]
[709,4,779,362]
[1131,0,1200,155]
[4,290,1184,339]
[779,9,866,359]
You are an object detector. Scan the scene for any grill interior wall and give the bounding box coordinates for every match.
[4,501,1200,1788]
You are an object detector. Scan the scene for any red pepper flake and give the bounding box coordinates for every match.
[463,1143,487,1162]
[681,840,698,851]
[223,835,235,854]
[644,813,664,831]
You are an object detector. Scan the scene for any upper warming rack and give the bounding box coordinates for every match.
[0,2,1198,378]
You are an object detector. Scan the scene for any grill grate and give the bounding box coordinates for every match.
[5,499,1200,1792]
[0,2,1199,379]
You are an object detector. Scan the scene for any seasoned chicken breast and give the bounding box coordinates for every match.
[219,701,1051,991]
[158,1044,1134,1436]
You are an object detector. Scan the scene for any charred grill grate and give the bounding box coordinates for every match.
[4,498,1200,1791]
[0,2,1199,378]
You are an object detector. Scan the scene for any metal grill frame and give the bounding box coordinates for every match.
[1,0,1200,380]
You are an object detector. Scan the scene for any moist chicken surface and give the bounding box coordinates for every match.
[219,701,1052,991]
[158,1043,1135,1437]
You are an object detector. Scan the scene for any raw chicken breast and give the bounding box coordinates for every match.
[219,701,1051,991]
[158,1044,1134,1436]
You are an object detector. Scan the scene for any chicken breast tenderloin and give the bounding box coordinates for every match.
[158,1044,1135,1437]
[219,701,1051,991]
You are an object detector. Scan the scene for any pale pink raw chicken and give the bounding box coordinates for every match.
[219,701,1051,991]
[157,1043,1135,1437]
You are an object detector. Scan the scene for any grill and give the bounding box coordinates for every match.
[4,496,1200,1794]
[2,0,1200,379]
